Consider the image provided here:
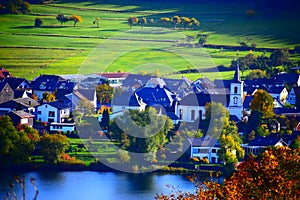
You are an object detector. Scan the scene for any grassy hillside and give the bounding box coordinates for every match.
[0,0,299,80]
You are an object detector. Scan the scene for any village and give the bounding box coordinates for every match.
[1,64,300,166]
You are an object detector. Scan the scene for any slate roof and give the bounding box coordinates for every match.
[179,93,229,107]
[47,101,69,109]
[0,68,13,79]
[135,86,176,107]
[243,96,253,109]
[243,78,273,88]
[273,73,300,84]
[188,136,220,148]
[122,74,154,87]
[111,91,141,107]
[248,134,285,147]
[273,107,300,115]
[8,110,34,118]
[0,82,9,91]
[145,78,166,88]
[214,79,233,89]
[266,86,285,94]
[163,77,193,92]
[31,75,65,91]
[3,78,31,90]
[77,89,95,102]
[14,97,40,107]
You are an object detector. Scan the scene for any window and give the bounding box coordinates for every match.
[198,148,209,153]
[38,111,41,115]
[234,86,238,94]
[233,97,238,105]
[48,118,54,123]
[199,110,202,120]
[212,149,216,153]
[49,111,55,117]
[179,109,183,120]
[211,157,216,163]
[191,110,195,120]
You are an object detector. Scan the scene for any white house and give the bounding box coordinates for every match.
[188,137,220,163]
[98,72,129,87]
[267,86,288,103]
[36,101,70,123]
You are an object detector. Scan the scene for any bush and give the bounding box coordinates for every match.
[34,18,43,27]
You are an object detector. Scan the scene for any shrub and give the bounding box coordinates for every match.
[34,18,43,27]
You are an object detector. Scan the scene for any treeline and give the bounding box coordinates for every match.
[128,15,200,29]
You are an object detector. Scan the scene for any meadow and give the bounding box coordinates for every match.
[0,0,300,80]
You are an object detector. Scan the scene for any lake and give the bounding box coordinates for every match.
[0,171,201,200]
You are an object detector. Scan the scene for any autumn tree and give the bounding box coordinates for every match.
[190,17,200,29]
[160,17,171,27]
[250,89,274,117]
[69,14,82,27]
[156,146,300,199]
[139,17,147,28]
[39,133,69,163]
[180,17,191,29]
[171,15,181,29]
[96,83,113,105]
[245,69,267,80]
[270,49,290,66]
[128,16,138,29]
[42,92,55,102]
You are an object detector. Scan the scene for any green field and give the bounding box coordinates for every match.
[1,0,300,80]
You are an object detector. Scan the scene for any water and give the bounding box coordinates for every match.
[0,171,198,200]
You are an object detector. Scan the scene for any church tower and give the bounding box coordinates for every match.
[229,61,244,119]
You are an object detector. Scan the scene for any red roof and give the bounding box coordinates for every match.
[0,68,13,79]
[98,72,129,79]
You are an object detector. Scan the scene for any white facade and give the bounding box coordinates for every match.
[228,81,243,119]
[269,88,288,103]
[176,105,205,122]
[190,146,220,163]
[36,104,70,123]
[286,88,296,105]
[50,122,75,132]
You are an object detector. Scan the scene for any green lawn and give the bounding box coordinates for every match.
[0,0,300,80]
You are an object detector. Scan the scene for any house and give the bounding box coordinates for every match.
[273,73,300,87]
[36,101,70,123]
[0,97,39,115]
[242,134,288,155]
[188,136,220,163]
[98,72,129,87]
[0,82,14,104]
[286,87,300,105]
[7,110,34,127]
[31,74,65,99]
[4,78,31,91]
[0,68,13,79]
[50,122,75,133]
[122,73,154,90]
[266,86,288,103]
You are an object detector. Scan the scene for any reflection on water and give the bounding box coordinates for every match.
[0,171,197,200]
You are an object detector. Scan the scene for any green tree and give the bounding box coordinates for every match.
[196,33,209,46]
[128,16,138,28]
[110,107,173,160]
[171,15,181,29]
[56,14,69,25]
[117,149,130,163]
[39,133,69,163]
[270,49,290,66]
[160,17,171,27]
[34,18,43,27]
[246,69,267,80]
[2,0,31,14]
[290,136,300,149]
[0,116,34,164]
[250,89,274,117]
[93,17,100,28]
[100,108,110,130]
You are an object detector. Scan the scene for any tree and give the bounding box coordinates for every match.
[100,108,110,130]
[117,149,130,163]
[34,18,43,27]
[190,17,200,29]
[110,107,174,160]
[270,49,290,66]
[0,116,34,164]
[39,133,69,163]
[128,16,138,29]
[149,18,155,28]
[290,136,300,149]
[171,16,181,29]
[56,14,69,25]
[42,92,55,102]
[77,98,95,115]
[69,14,82,27]
[250,89,274,117]
[93,17,100,28]
[160,17,171,27]
[1,0,31,14]
[245,69,267,80]
[180,17,191,29]
[139,17,147,28]
[196,33,209,46]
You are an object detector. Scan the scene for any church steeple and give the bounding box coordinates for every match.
[233,60,241,82]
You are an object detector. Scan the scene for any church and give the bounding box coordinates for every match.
[177,63,244,122]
